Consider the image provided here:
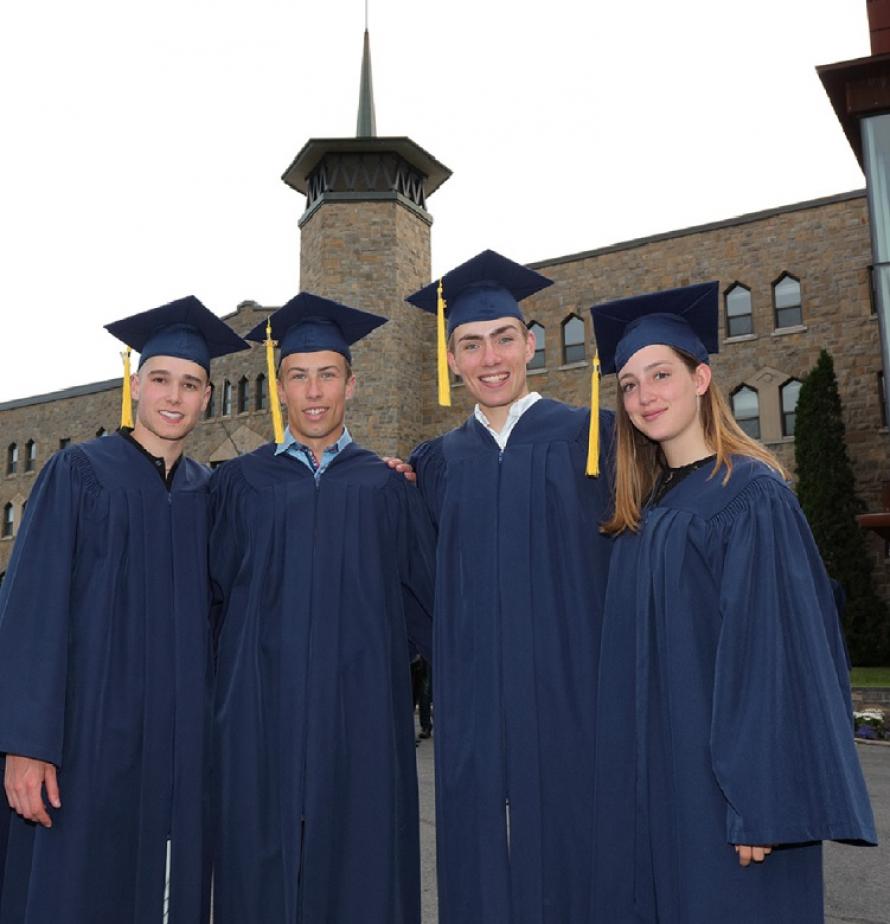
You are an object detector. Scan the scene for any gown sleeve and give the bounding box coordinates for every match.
[408,438,446,532]
[393,478,435,661]
[0,450,91,767]
[709,475,877,847]
[208,462,248,640]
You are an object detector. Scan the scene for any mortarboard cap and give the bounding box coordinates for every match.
[405,249,553,337]
[590,281,719,375]
[104,295,248,375]
[244,292,386,365]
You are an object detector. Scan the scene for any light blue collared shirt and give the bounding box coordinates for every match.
[274,425,353,482]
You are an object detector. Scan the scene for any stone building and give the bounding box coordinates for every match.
[1,34,888,604]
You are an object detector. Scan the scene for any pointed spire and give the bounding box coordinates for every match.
[356,26,377,137]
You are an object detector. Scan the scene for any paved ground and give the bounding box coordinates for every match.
[416,730,890,923]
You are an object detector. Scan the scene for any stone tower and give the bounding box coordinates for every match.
[281,28,451,456]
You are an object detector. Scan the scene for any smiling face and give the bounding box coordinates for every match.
[277,350,355,455]
[617,343,712,466]
[130,355,210,454]
[447,318,535,428]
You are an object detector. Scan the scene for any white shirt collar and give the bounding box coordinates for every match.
[474,392,542,450]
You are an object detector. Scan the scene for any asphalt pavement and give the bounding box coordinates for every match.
[416,732,890,924]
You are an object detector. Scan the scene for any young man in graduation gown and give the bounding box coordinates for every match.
[0,297,247,923]
[403,251,614,924]
[208,293,435,924]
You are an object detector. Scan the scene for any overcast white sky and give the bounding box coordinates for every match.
[0,0,871,401]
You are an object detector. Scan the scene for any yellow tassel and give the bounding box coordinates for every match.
[264,318,285,444]
[436,278,451,407]
[586,351,600,477]
[120,348,134,429]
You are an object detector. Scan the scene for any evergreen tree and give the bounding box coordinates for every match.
[794,349,889,665]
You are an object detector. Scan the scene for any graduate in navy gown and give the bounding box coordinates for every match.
[404,251,614,924]
[589,283,876,923]
[208,294,435,924]
[0,298,247,923]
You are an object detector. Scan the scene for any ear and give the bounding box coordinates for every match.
[524,327,536,363]
[446,349,459,376]
[693,363,712,396]
[129,372,141,402]
[200,381,212,413]
[345,375,356,400]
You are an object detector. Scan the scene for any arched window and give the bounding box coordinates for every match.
[561,314,586,364]
[2,503,13,538]
[6,443,17,475]
[780,379,802,437]
[96,428,108,438]
[731,385,760,439]
[724,283,753,337]
[527,321,546,370]
[222,380,233,416]
[773,274,802,329]
[25,439,36,472]
[205,381,216,419]
[255,374,267,412]
[237,376,249,414]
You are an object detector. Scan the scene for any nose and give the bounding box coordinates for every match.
[636,380,655,405]
[306,374,323,398]
[481,339,500,365]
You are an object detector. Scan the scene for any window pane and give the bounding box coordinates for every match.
[238,378,249,413]
[732,386,758,419]
[738,417,761,439]
[256,375,267,411]
[775,305,803,328]
[727,313,753,337]
[781,380,802,437]
[222,381,233,416]
[774,276,801,310]
[562,315,585,363]
[528,322,546,370]
[726,287,751,317]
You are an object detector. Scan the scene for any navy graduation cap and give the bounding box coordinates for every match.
[243,292,386,364]
[104,295,248,375]
[590,281,720,375]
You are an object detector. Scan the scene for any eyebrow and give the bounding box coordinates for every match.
[287,365,340,373]
[456,324,521,343]
[617,360,673,382]
[147,368,204,385]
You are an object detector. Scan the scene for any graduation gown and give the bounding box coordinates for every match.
[411,399,614,924]
[208,441,434,924]
[591,457,877,924]
[0,434,213,924]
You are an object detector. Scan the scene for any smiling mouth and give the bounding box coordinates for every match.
[478,372,509,386]
[641,409,667,422]
[303,407,328,420]
[159,410,184,422]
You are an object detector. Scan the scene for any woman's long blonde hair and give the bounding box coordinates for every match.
[601,348,787,535]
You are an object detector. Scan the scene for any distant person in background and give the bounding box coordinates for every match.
[589,282,876,924]
[411,654,432,742]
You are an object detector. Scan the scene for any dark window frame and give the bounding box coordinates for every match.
[772,273,803,330]
[527,321,546,370]
[6,443,17,476]
[2,503,13,538]
[25,439,36,472]
[731,384,761,440]
[237,376,249,414]
[724,283,753,338]
[255,374,267,412]
[561,314,586,364]
[222,380,233,417]
[780,378,802,437]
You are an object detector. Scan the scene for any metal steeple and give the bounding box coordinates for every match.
[356,21,377,137]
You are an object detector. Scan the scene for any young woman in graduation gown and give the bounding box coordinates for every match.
[589,283,876,924]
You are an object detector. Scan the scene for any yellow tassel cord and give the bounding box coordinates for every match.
[436,278,451,407]
[264,318,285,444]
[120,348,134,429]
[586,351,601,477]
